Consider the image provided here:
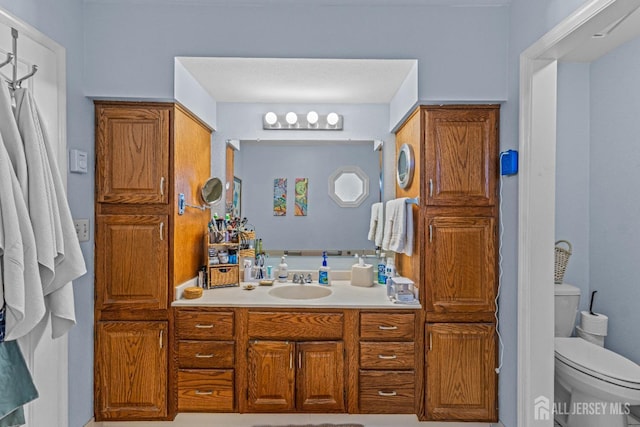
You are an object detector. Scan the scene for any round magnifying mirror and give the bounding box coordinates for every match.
[201,177,223,205]
[396,143,414,189]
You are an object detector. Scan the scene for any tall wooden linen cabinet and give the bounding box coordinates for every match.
[94,101,212,421]
[395,105,499,422]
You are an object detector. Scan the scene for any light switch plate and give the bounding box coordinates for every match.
[69,149,88,174]
[73,218,90,242]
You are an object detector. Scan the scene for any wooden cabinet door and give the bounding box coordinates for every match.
[247,341,295,412]
[424,107,498,207]
[95,321,168,420]
[426,323,496,421]
[96,214,168,315]
[425,216,496,315]
[96,105,169,204]
[297,341,345,412]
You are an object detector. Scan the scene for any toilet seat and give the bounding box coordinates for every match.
[555,338,640,390]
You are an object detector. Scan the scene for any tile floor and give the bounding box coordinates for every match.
[86,412,640,427]
[554,414,640,426]
[87,414,502,427]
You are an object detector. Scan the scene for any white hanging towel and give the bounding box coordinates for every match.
[381,199,399,252]
[0,85,28,200]
[381,198,413,256]
[13,88,86,338]
[0,133,45,341]
[10,91,58,295]
[367,202,384,247]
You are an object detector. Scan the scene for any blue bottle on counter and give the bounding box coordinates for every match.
[319,251,331,285]
[377,253,386,285]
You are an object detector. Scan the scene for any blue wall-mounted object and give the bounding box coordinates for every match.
[500,150,518,175]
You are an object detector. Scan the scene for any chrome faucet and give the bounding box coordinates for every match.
[292,273,313,284]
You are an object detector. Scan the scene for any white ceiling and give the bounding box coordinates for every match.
[178,57,417,104]
[561,4,640,62]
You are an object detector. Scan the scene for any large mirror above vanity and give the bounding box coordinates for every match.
[233,139,382,255]
[175,57,418,267]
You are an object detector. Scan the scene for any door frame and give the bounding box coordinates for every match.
[0,7,68,427]
[517,0,640,425]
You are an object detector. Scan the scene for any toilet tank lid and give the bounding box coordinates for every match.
[555,283,580,296]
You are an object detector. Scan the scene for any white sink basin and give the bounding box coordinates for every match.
[268,285,332,300]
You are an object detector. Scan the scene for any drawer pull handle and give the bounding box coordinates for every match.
[195,353,214,358]
[194,390,213,395]
[378,391,397,397]
[195,324,214,329]
[378,354,397,360]
[378,325,398,330]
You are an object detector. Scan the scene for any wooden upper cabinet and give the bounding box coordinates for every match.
[95,214,169,314]
[425,216,496,315]
[426,323,497,421]
[297,341,345,412]
[424,106,498,207]
[95,321,168,420]
[96,104,170,204]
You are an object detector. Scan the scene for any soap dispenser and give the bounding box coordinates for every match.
[277,256,288,282]
[318,251,331,286]
[385,256,396,298]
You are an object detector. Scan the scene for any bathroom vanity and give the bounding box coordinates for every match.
[93,102,499,423]
[172,281,422,415]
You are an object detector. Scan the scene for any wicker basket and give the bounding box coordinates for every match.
[208,265,239,288]
[554,240,572,284]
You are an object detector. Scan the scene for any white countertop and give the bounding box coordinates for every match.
[172,280,421,309]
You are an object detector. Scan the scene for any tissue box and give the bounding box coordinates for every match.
[389,277,416,302]
[351,264,374,287]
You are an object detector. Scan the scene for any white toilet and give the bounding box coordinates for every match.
[554,283,640,427]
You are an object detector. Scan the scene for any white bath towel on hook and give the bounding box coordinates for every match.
[14,88,86,339]
[0,132,45,341]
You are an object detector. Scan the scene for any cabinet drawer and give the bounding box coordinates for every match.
[178,341,234,369]
[177,369,234,412]
[359,342,414,369]
[360,313,415,340]
[248,311,343,340]
[176,310,234,340]
[359,370,415,413]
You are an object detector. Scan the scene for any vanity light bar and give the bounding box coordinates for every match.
[262,111,343,130]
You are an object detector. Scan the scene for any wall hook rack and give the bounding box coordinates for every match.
[0,28,39,90]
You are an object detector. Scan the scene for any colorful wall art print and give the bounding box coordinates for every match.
[295,178,308,216]
[273,178,287,216]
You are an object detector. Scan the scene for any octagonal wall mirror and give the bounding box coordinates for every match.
[328,166,370,207]
[396,143,414,189]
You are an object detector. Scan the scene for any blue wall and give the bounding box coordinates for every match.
[556,62,591,311]
[590,36,640,364]
[0,2,94,427]
[0,1,611,426]
[82,2,509,103]
[503,1,589,425]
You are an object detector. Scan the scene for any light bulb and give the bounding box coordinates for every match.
[327,112,339,126]
[306,111,319,125]
[265,112,278,126]
[285,112,298,125]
